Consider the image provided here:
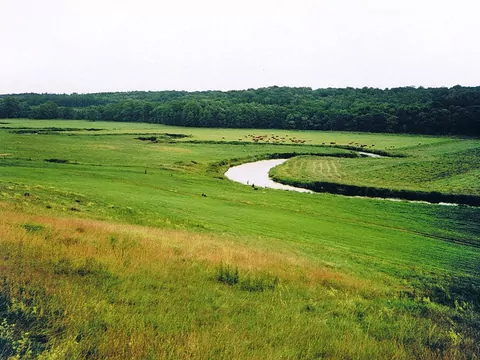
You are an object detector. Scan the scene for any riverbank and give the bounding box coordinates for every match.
[225,155,479,206]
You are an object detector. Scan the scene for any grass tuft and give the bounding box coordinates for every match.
[216,264,278,292]
[21,224,44,233]
[216,264,239,285]
[240,275,278,292]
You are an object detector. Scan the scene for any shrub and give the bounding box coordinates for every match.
[135,136,157,142]
[44,159,69,164]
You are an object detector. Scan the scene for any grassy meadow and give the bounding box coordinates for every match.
[0,119,479,359]
[270,140,480,197]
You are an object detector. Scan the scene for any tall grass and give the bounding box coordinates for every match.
[1,203,479,359]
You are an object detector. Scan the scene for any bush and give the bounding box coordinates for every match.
[44,158,69,164]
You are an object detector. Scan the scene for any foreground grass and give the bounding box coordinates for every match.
[1,203,479,359]
[0,119,479,358]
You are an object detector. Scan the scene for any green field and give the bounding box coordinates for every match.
[0,119,479,359]
[0,118,451,147]
[270,140,480,198]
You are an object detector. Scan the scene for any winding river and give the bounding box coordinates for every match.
[224,153,459,206]
[224,159,313,193]
[225,151,382,194]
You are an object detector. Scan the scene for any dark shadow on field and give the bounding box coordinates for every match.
[270,177,480,207]
[430,206,480,248]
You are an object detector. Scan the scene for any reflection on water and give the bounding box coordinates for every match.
[224,159,313,193]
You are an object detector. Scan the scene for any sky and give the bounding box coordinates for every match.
[1,0,479,94]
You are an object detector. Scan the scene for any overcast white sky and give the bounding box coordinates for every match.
[1,0,479,94]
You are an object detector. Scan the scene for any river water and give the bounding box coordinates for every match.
[224,159,313,193]
[224,154,459,206]
[224,152,383,193]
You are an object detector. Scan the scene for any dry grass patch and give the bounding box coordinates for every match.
[2,202,472,359]
[0,202,371,293]
[0,203,388,359]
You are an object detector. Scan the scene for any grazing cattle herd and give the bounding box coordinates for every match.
[222,133,386,150]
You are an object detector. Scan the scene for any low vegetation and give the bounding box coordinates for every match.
[276,144,479,195]
[0,119,479,359]
[1,203,479,359]
[270,140,480,205]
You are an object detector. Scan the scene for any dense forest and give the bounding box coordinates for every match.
[1,86,479,136]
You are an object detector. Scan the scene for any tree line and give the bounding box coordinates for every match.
[1,86,479,136]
